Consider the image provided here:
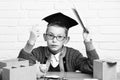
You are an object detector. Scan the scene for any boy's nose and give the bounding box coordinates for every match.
[52,37,57,42]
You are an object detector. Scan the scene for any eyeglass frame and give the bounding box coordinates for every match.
[44,33,67,41]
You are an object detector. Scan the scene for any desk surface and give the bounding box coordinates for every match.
[38,72,120,80]
[0,71,120,80]
[37,72,120,80]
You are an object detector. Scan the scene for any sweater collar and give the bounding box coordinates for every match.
[45,46,67,59]
[45,46,67,72]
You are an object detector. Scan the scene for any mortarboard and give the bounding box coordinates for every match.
[42,12,78,29]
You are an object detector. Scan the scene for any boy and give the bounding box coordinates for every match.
[18,12,99,74]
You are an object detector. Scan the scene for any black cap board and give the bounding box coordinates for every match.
[43,12,78,29]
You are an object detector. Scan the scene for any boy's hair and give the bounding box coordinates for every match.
[46,22,69,37]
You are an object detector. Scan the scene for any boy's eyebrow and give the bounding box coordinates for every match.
[46,32,54,34]
[46,32,65,36]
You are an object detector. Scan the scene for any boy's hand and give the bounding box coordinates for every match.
[83,31,95,51]
[28,25,40,45]
[82,31,91,42]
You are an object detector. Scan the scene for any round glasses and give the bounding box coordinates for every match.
[45,34,66,41]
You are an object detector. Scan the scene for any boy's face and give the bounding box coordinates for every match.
[44,25,69,52]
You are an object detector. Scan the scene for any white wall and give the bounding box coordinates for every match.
[0,0,120,71]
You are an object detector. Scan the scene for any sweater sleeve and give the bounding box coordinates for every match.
[84,39,99,60]
[18,49,37,65]
[73,42,99,74]
[18,47,45,65]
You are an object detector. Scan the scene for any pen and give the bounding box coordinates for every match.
[72,8,89,33]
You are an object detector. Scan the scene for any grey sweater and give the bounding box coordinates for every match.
[18,41,99,74]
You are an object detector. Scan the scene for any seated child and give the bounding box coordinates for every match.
[18,12,99,74]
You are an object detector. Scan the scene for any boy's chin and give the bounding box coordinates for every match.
[49,48,61,53]
[50,48,58,52]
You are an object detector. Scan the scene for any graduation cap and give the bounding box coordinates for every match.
[43,12,78,29]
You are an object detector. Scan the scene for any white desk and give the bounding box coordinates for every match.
[38,72,120,80]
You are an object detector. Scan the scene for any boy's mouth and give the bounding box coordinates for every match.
[50,45,58,48]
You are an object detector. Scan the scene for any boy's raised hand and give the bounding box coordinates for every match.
[23,25,40,53]
[28,25,41,45]
[82,30,91,42]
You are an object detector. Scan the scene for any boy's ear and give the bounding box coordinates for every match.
[43,34,47,41]
[64,37,70,44]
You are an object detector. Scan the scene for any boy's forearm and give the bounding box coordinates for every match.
[23,40,35,53]
[84,39,99,59]
[84,39,95,51]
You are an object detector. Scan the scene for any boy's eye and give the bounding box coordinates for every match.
[46,34,53,37]
[48,34,54,37]
[57,36,63,38]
